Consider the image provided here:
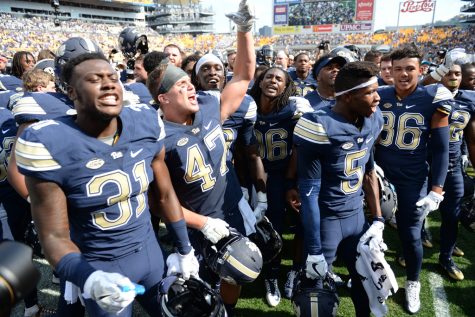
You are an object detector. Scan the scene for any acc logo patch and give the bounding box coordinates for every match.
[342,142,353,150]
[177,138,188,146]
[86,158,105,169]
[383,103,392,109]
[357,138,364,143]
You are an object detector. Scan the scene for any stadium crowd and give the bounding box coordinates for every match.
[1,1,475,317]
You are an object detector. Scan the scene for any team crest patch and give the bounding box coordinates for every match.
[86,158,105,169]
[177,138,188,146]
[342,142,353,150]
[383,103,392,109]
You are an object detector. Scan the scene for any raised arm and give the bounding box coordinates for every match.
[220,0,256,121]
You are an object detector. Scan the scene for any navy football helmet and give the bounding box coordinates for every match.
[463,171,474,200]
[54,37,102,92]
[34,59,55,78]
[461,195,475,233]
[249,216,282,264]
[292,271,339,317]
[118,27,148,59]
[158,275,225,317]
[202,227,263,285]
[375,165,398,221]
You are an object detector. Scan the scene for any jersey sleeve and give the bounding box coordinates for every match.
[293,114,328,179]
[237,96,257,147]
[430,84,453,115]
[15,122,64,184]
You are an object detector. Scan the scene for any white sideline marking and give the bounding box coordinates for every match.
[428,272,451,317]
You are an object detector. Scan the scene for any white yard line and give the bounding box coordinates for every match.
[428,272,451,317]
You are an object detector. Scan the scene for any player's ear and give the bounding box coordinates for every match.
[157,93,168,105]
[67,84,77,101]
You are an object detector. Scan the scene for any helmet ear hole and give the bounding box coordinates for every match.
[202,227,263,285]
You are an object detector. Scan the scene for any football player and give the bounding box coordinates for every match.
[288,52,317,97]
[16,53,198,316]
[374,46,452,314]
[305,54,347,110]
[163,44,184,68]
[248,67,313,305]
[146,2,255,316]
[461,62,475,91]
[432,62,475,280]
[294,61,383,317]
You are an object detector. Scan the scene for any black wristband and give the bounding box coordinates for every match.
[373,216,385,224]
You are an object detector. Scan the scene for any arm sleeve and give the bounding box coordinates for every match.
[299,178,322,255]
[430,125,450,187]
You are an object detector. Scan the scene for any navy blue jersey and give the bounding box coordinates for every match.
[288,70,317,97]
[294,106,384,218]
[375,84,452,184]
[254,97,312,173]
[163,91,242,219]
[0,90,16,109]
[0,107,17,189]
[304,90,336,111]
[10,92,76,125]
[0,75,22,92]
[449,90,475,168]
[124,82,153,106]
[221,94,257,160]
[16,104,163,260]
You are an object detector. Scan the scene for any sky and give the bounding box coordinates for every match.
[200,0,468,33]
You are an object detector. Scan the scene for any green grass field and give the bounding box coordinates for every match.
[10,211,475,316]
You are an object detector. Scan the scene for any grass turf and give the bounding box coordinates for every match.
[10,211,475,316]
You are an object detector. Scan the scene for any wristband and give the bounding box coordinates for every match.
[55,253,96,290]
[166,218,192,255]
[373,216,385,224]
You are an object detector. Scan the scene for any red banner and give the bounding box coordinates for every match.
[313,24,333,33]
[400,0,435,13]
[355,0,374,21]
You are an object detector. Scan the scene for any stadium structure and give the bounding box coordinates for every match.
[0,0,215,33]
[146,0,214,35]
[460,0,475,23]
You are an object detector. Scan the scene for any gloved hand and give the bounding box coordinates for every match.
[359,220,384,244]
[305,254,328,280]
[416,191,444,221]
[241,186,250,202]
[200,217,230,244]
[225,0,255,33]
[253,191,267,222]
[461,155,470,170]
[166,249,200,280]
[431,48,467,81]
[444,48,467,69]
[289,96,313,114]
[83,270,136,314]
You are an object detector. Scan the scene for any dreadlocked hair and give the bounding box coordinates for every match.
[249,67,296,114]
[12,51,35,79]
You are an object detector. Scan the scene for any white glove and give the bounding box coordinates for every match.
[444,48,467,69]
[166,249,200,280]
[241,186,250,202]
[461,155,470,170]
[200,217,230,244]
[83,270,136,314]
[253,191,267,222]
[359,220,384,245]
[289,96,313,114]
[416,191,444,220]
[305,254,328,280]
[225,0,255,33]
